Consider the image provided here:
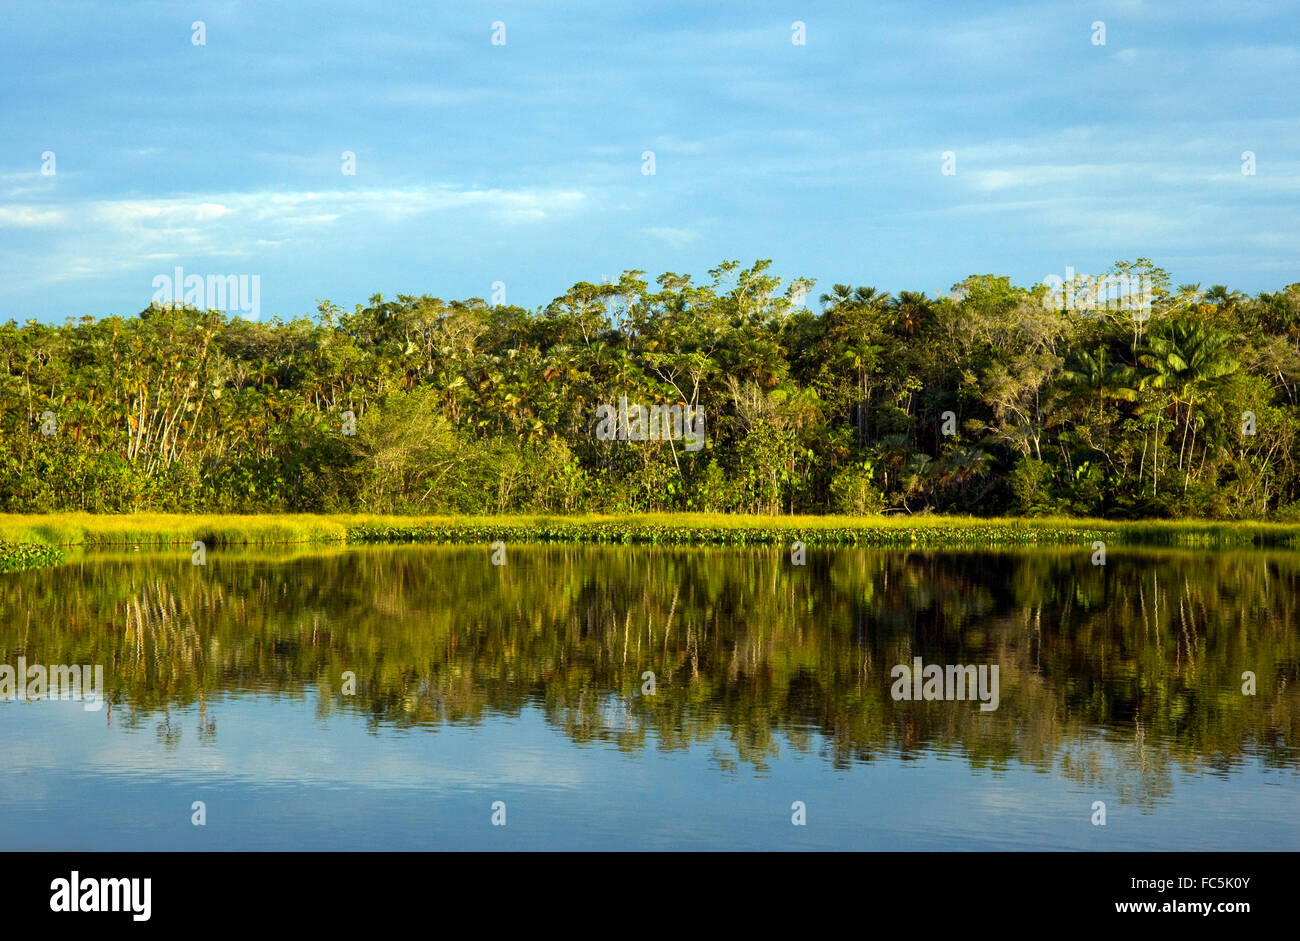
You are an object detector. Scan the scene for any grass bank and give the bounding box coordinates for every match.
[0,512,352,548]
[2,512,1300,556]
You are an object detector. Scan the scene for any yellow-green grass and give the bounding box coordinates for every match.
[2,511,1299,550]
[0,512,351,547]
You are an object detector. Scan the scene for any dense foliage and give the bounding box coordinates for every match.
[2,259,1298,518]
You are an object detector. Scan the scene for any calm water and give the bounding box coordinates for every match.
[1,544,1297,850]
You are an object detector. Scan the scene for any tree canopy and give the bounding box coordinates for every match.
[2,259,1298,519]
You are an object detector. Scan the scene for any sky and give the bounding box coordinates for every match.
[1,0,1298,322]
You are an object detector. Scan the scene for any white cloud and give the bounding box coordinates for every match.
[969,164,1130,192]
[0,184,588,284]
[0,206,66,226]
[643,226,701,249]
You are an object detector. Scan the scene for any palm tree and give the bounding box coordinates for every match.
[1172,283,1204,311]
[1204,284,1244,310]
[1139,318,1238,489]
[819,284,883,309]
[892,291,932,337]
[819,285,889,445]
[899,450,934,512]
[1061,347,1124,421]
[838,340,883,445]
[937,443,994,489]
[866,433,912,495]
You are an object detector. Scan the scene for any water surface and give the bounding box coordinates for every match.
[1,544,1297,850]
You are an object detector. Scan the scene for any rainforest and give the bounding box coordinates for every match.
[2,258,1297,520]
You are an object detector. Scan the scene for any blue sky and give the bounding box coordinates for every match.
[1,0,1297,322]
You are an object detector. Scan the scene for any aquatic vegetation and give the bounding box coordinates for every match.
[345,513,1300,549]
[0,539,65,573]
[2,511,1299,552]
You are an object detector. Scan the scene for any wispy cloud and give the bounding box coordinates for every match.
[643,226,701,249]
[0,185,589,284]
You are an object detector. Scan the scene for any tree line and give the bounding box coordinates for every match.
[2,258,1298,518]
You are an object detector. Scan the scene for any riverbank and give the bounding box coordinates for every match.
[2,512,1299,560]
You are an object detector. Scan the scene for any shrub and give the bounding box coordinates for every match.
[830,462,885,515]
